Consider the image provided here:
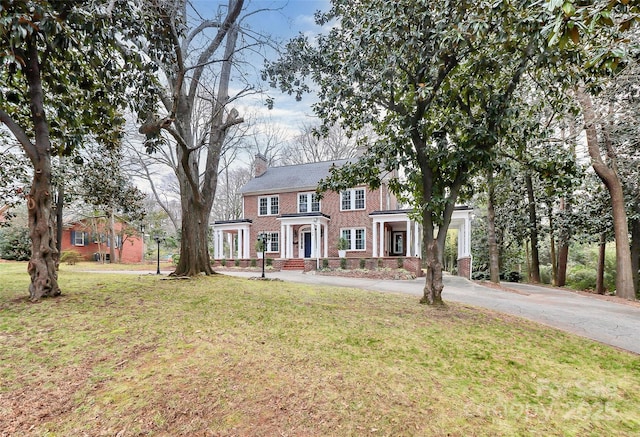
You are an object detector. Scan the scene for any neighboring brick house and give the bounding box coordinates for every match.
[61,219,144,263]
[212,155,473,277]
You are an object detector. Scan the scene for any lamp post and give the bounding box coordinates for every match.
[257,233,270,278]
[153,235,164,275]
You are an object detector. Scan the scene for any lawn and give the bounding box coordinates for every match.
[1,261,639,436]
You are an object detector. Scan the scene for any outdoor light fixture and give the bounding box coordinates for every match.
[153,235,165,275]
[257,233,270,278]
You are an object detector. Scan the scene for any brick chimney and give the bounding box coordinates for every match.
[254,153,268,177]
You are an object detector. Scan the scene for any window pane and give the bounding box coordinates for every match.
[355,189,365,209]
[259,197,268,215]
[341,191,351,210]
[311,194,320,212]
[299,194,307,213]
[270,197,279,215]
[269,233,279,252]
[355,229,365,250]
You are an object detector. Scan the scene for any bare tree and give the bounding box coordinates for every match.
[136,0,276,276]
[281,122,368,165]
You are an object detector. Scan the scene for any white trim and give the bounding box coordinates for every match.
[340,227,366,251]
[340,188,366,211]
[297,192,321,213]
[258,195,279,216]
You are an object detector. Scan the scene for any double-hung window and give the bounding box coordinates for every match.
[298,192,320,213]
[73,231,87,246]
[341,228,366,251]
[340,188,365,211]
[258,196,279,216]
[260,232,279,253]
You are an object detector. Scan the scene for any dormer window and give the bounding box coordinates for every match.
[298,192,320,213]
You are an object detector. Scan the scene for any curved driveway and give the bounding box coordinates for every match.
[221,270,640,355]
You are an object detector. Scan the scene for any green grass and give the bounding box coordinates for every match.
[1,261,639,436]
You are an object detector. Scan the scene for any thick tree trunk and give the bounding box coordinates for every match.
[596,232,606,295]
[525,173,541,283]
[23,38,60,301]
[27,159,61,301]
[631,215,639,297]
[174,196,214,276]
[577,88,635,300]
[421,239,444,306]
[487,171,500,283]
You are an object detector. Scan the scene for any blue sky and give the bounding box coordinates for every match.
[236,1,332,146]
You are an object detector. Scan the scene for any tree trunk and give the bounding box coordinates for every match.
[109,207,117,263]
[525,173,541,283]
[596,232,606,295]
[487,170,500,283]
[23,38,60,301]
[174,194,214,276]
[549,205,557,286]
[631,214,639,298]
[576,88,635,300]
[27,158,61,301]
[421,239,444,306]
[556,198,570,287]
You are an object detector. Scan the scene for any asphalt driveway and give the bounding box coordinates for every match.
[221,270,640,355]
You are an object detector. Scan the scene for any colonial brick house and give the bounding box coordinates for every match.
[212,155,472,277]
[61,218,144,263]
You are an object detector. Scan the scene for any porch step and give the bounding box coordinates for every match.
[282,259,306,270]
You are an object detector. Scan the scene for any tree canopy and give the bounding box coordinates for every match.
[265,0,557,304]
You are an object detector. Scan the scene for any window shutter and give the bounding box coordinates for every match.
[84,232,89,245]
[70,230,76,245]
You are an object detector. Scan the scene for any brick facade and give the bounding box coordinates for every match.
[61,221,144,263]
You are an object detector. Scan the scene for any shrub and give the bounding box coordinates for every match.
[234,259,240,267]
[250,258,257,267]
[566,265,597,291]
[359,258,366,269]
[266,258,273,267]
[397,257,404,268]
[322,258,329,269]
[472,270,489,281]
[221,258,227,266]
[0,225,31,261]
[172,254,180,266]
[60,250,83,265]
[340,257,347,270]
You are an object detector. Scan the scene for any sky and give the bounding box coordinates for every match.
[237,0,331,142]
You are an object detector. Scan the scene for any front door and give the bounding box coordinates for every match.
[392,231,406,256]
[304,232,312,258]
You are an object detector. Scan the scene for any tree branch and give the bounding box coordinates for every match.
[0,108,38,161]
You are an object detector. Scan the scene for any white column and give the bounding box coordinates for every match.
[288,224,293,258]
[215,230,221,259]
[280,223,286,258]
[414,222,420,257]
[378,221,385,257]
[311,222,317,259]
[315,222,321,258]
[323,223,328,258]
[406,219,411,257]
[226,233,233,259]
[458,216,472,258]
[237,229,243,259]
[372,221,378,258]
[244,227,250,259]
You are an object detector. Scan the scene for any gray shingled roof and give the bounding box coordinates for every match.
[240,159,351,195]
